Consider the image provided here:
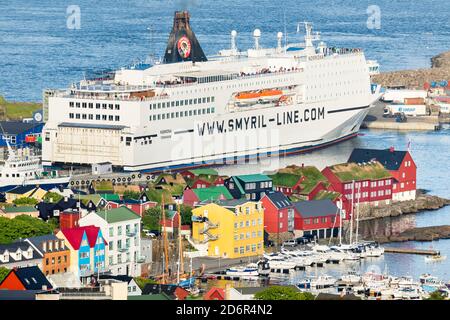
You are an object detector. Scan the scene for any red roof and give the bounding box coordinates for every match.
[204,287,225,300]
[61,225,103,249]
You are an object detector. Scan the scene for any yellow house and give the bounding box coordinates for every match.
[5,186,48,204]
[192,199,265,258]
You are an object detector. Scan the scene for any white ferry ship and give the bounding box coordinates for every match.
[0,143,70,192]
[42,11,381,172]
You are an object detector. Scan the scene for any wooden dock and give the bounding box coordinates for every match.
[384,247,440,255]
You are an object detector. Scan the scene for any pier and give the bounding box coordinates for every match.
[384,247,440,255]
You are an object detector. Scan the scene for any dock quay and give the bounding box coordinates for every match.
[384,247,440,255]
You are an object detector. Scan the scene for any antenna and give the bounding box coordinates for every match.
[253,29,261,50]
[283,9,287,53]
[231,30,237,51]
[277,32,283,52]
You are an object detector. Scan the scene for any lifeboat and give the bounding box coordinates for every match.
[259,89,283,102]
[235,92,261,105]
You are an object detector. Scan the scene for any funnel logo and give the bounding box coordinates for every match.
[177,36,192,59]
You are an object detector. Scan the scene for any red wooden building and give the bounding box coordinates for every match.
[348,147,417,201]
[260,191,294,234]
[292,199,340,239]
[59,209,81,229]
[322,161,394,207]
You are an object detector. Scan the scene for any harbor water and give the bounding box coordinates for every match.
[1,0,450,101]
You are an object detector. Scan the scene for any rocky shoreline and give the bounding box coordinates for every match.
[358,191,450,221]
[371,51,450,89]
[374,225,450,244]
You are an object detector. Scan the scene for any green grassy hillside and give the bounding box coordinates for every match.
[0,96,42,120]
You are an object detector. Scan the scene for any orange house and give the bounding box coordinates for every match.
[25,235,71,276]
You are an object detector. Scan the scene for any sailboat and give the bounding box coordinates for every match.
[424,237,447,262]
[156,197,196,288]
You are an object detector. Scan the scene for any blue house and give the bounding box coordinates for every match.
[0,121,44,148]
[57,225,107,283]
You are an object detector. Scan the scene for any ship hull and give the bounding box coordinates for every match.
[0,177,70,193]
[125,102,373,172]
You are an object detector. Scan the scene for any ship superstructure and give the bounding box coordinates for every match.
[42,11,381,172]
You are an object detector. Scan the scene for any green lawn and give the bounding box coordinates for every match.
[0,96,42,120]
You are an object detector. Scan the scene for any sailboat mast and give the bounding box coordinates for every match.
[178,202,184,275]
[355,183,361,244]
[161,196,169,282]
[339,199,343,246]
[349,180,355,245]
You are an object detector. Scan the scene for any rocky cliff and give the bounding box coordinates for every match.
[372,51,450,89]
[357,192,449,221]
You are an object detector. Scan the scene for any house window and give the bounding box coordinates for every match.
[313,218,319,224]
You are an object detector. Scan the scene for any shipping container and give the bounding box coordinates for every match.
[381,89,427,103]
[404,97,425,105]
[384,104,427,116]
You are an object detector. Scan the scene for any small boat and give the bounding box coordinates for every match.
[419,273,446,291]
[424,254,447,262]
[178,277,196,288]
[226,263,259,278]
[340,272,362,284]
[297,275,337,290]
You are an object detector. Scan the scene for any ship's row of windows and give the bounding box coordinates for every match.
[69,102,120,110]
[69,113,120,121]
[150,96,215,110]
[149,107,215,121]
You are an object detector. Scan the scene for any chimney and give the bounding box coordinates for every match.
[64,196,68,202]
[163,11,208,64]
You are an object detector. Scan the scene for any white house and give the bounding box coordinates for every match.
[78,207,143,277]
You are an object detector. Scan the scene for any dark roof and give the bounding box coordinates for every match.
[0,121,42,135]
[142,284,178,296]
[263,191,292,209]
[25,234,66,253]
[58,122,127,130]
[0,241,34,254]
[292,199,338,218]
[348,148,410,171]
[10,266,53,290]
[99,275,133,284]
[37,198,89,220]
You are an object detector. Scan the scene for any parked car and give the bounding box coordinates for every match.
[282,240,297,247]
[295,237,309,245]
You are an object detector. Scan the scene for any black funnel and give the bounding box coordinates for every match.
[163,11,208,64]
